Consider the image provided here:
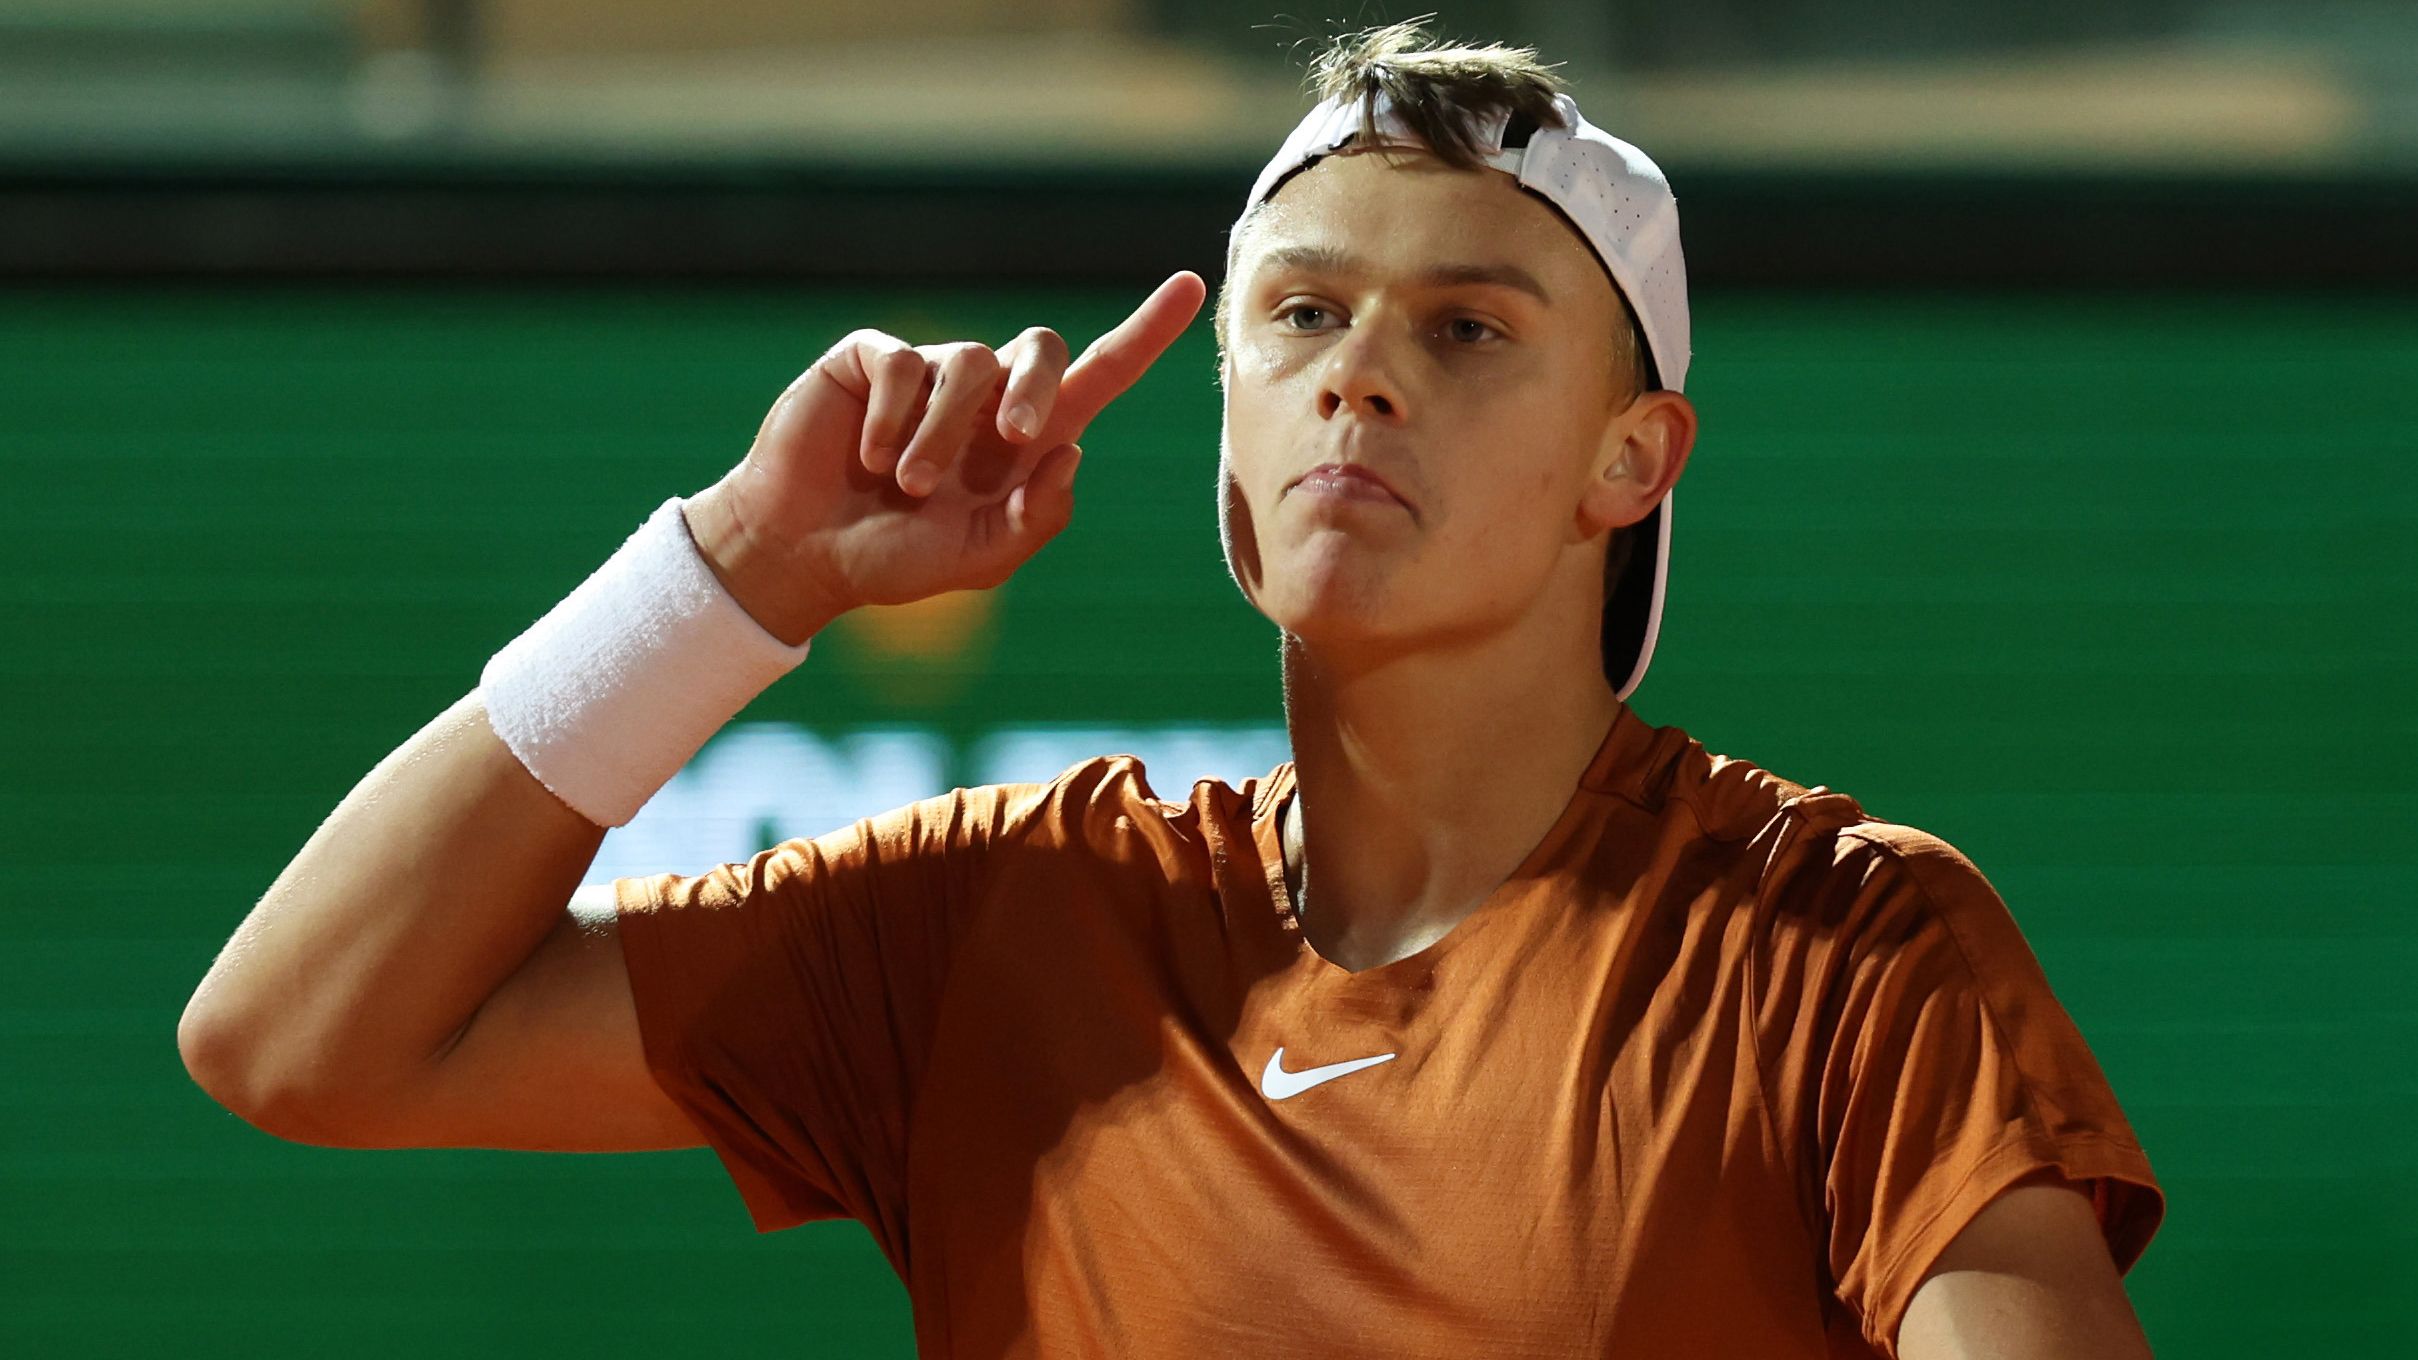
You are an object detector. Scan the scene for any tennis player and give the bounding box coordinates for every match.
[182,18,2165,1359]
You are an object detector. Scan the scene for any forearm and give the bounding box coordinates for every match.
[170,273,1175,1136]
[178,688,604,1138]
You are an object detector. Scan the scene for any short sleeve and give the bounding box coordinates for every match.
[1753,819,2167,1358]
[612,779,1052,1243]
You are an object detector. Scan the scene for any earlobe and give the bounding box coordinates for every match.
[1577,392,1695,543]
[1573,445,1637,542]
[1576,404,1650,531]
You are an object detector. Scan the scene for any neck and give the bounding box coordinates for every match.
[1276,598,1621,973]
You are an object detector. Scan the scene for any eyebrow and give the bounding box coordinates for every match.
[1254,244,1554,307]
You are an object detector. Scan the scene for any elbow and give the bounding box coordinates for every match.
[177,988,248,1115]
[177,999,362,1148]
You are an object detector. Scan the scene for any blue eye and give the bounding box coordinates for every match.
[1278,304,1331,331]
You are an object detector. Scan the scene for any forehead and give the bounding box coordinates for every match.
[1234,148,1604,295]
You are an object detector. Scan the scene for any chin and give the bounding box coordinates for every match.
[1258,548,1411,647]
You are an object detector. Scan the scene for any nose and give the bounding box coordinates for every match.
[1317,319,1407,425]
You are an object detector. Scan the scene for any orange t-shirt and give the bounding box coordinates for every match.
[612,703,2164,1358]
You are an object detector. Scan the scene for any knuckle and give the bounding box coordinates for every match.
[943,342,1001,381]
[838,328,906,358]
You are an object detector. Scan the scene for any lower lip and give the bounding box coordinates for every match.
[1295,470,1402,507]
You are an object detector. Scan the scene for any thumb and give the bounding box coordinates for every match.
[1004,441,1083,545]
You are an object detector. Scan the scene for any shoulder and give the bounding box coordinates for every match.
[1624,716,1875,856]
[1631,720,1987,914]
[1828,820,2015,933]
[936,749,1278,859]
[1622,721,1900,912]
[1623,719,2015,966]
[1745,812,2089,1096]
[1766,815,2021,959]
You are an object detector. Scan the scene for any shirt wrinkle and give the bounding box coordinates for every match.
[609,709,2163,1359]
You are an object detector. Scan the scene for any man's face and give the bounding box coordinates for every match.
[1217,145,1660,662]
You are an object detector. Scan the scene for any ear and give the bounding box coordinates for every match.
[1577,390,1697,541]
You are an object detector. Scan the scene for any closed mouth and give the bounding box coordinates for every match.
[1292,462,1409,511]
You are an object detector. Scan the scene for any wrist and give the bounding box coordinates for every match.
[681,486,848,647]
[479,495,815,828]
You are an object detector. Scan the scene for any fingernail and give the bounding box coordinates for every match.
[1006,401,1036,438]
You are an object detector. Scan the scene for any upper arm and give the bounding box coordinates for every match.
[354,882,704,1153]
[1897,1171,2156,1360]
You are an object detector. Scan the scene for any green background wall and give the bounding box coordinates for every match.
[4,285,2412,1354]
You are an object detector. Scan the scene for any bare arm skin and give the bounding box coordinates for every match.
[176,273,1206,1153]
[1899,1170,2157,1359]
[175,686,690,1151]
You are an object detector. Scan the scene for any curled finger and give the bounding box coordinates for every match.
[995,325,1071,445]
[1004,440,1084,545]
[894,342,1004,498]
[859,342,935,476]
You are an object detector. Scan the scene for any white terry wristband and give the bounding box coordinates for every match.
[476,494,814,827]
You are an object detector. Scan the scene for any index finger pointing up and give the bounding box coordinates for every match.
[1051,271,1208,436]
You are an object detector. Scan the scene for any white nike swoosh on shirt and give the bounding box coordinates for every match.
[1259,1046,1398,1100]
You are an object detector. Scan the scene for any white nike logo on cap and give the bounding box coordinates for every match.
[1259,1046,1397,1100]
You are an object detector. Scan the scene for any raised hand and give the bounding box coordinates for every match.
[682,271,1207,645]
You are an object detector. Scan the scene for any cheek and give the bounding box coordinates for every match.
[1220,386,1295,495]
[1474,391,1587,503]
[1215,425,1264,603]
[1227,336,1295,392]
[1436,446,1580,563]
